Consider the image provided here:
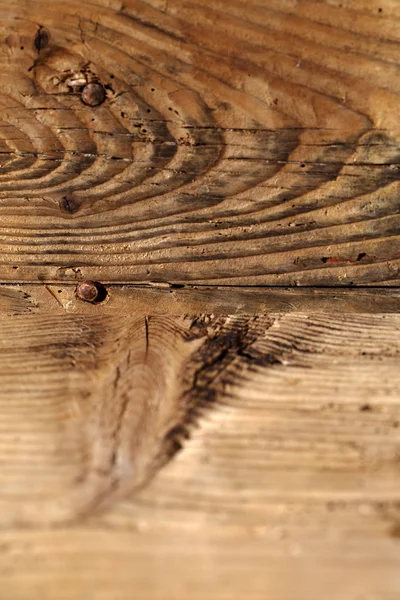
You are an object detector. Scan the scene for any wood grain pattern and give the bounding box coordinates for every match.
[0,309,399,523]
[0,0,399,284]
[0,310,267,523]
[0,313,204,523]
[2,283,400,315]
[0,306,400,598]
[1,0,400,597]
[1,521,400,600]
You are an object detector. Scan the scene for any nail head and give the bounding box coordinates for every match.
[75,281,108,304]
[76,281,99,303]
[81,83,106,107]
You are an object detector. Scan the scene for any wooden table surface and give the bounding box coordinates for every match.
[0,0,399,598]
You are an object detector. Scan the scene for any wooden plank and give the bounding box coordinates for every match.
[0,0,398,284]
[1,522,400,600]
[1,0,400,597]
[0,306,399,598]
[1,283,400,315]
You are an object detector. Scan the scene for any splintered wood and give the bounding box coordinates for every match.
[0,0,398,284]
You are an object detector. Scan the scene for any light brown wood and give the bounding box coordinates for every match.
[0,0,398,285]
[0,300,400,598]
[0,312,211,523]
[2,283,400,315]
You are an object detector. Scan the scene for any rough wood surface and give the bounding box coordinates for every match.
[0,303,400,598]
[1,0,400,598]
[0,0,399,285]
[1,282,400,315]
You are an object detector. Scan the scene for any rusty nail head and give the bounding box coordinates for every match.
[81,83,106,107]
[76,280,99,303]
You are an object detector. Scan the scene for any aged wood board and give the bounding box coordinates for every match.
[0,288,399,598]
[0,0,398,284]
[0,0,400,598]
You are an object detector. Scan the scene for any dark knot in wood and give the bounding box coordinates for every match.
[59,196,80,214]
[34,27,50,51]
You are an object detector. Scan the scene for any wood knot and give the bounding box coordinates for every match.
[75,281,108,304]
[59,196,80,214]
[81,83,106,107]
[34,27,50,51]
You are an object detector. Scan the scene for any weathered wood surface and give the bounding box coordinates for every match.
[2,282,400,315]
[1,0,400,598]
[0,295,400,597]
[0,0,399,285]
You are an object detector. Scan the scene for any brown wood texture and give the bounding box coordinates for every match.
[2,282,400,315]
[1,1,400,598]
[0,0,399,285]
[0,294,400,598]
